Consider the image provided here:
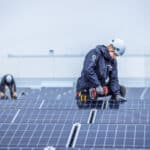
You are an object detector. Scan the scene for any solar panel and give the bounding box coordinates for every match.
[40,87,74,101]
[144,88,150,99]
[14,109,90,124]
[112,100,150,110]
[0,109,18,123]
[95,109,150,124]
[125,87,144,100]
[0,99,43,109]
[76,124,150,148]
[0,87,150,150]
[0,123,72,148]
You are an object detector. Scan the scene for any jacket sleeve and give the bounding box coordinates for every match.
[8,77,17,92]
[0,76,6,87]
[109,59,120,95]
[83,51,101,87]
[12,78,17,92]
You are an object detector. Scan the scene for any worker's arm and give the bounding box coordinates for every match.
[83,51,101,87]
[109,59,120,95]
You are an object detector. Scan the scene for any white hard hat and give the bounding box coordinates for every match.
[110,38,126,56]
[6,75,12,83]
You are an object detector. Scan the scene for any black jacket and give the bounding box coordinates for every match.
[76,45,120,95]
[0,74,16,92]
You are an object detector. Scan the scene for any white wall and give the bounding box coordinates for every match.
[0,0,150,82]
[0,0,150,54]
[0,55,149,78]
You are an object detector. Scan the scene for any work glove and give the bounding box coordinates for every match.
[89,88,97,100]
[10,92,17,100]
[12,95,17,100]
[112,95,127,102]
[103,86,109,95]
[96,85,104,95]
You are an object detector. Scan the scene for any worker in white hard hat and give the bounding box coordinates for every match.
[76,38,127,102]
[109,38,126,57]
[0,74,17,99]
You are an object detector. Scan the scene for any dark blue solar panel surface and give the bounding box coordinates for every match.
[0,123,72,148]
[14,109,90,124]
[76,124,150,148]
[95,109,150,124]
[0,87,150,150]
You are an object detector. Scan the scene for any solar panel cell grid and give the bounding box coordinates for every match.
[125,88,144,100]
[76,124,150,148]
[0,123,72,148]
[95,109,150,124]
[14,109,90,124]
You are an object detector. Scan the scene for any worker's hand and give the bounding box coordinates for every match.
[96,85,104,95]
[0,92,7,99]
[13,92,17,99]
[103,86,109,95]
[0,92,5,98]
[89,88,96,99]
[112,95,127,102]
[116,95,127,102]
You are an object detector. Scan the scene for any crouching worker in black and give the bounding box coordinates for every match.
[76,38,127,102]
[0,74,17,99]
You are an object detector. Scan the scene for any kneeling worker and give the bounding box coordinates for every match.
[0,74,17,99]
[76,38,127,102]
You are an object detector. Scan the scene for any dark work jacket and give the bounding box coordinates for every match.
[0,74,16,92]
[76,45,120,96]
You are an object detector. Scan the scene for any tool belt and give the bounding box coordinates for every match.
[76,88,97,102]
[76,90,88,102]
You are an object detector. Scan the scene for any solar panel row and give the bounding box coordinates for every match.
[0,109,149,124]
[76,124,150,148]
[0,87,149,150]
